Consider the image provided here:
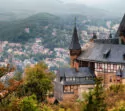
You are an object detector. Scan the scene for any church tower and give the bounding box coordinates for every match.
[69,18,81,68]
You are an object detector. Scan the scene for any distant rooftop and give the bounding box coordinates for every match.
[94,38,119,44]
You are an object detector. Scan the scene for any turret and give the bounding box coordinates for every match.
[69,18,81,68]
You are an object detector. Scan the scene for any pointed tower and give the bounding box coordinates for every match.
[69,18,81,68]
[116,14,125,44]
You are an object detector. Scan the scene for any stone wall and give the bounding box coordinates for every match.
[95,71,122,87]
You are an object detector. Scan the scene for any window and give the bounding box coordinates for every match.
[102,63,105,69]
[86,77,89,80]
[76,78,79,82]
[66,78,69,81]
[114,65,117,71]
[80,77,85,82]
[73,77,75,81]
[64,85,75,93]
[66,77,73,81]
[69,78,72,81]
[95,63,121,73]
[103,49,111,58]
[95,63,97,69]
[89,76,93,80]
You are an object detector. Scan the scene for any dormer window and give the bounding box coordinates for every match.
[103,49,111,58]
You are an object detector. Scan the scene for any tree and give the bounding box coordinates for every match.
[19,95,41,111]
[0,64,22,104]
[17,62,54,102]
[41,105,53,111]
[82,77,106,111]
[109,101,125,111]
[0,64,14,78]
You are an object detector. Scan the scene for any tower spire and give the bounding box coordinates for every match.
[69,17,81,50]
[69,17,81,68]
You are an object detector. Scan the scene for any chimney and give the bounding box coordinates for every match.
[73,60,79,72]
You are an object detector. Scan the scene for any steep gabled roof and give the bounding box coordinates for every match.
[77,42,125,64]
[116,14,125,37]
[69,26,81,50]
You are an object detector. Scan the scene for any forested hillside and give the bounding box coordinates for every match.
[0,13,120,49]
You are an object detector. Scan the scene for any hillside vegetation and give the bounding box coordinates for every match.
[0,13,120,49]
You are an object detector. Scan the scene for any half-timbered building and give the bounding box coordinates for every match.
[54,14,125,101]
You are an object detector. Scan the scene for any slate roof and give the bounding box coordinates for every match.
[63,80,95,85]
[58,67,95,85]
[59,67,95,78]
[116,14,125,37]
[78,42,125,64]
[69,26,81,50]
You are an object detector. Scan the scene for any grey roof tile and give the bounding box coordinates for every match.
[58,67,95,85]
[78,42,125,64]
[59,67,95,78]
[63,80,95,85]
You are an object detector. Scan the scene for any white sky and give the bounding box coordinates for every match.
[61,0,111,5]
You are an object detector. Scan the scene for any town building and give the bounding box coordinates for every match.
[54,14,125,101]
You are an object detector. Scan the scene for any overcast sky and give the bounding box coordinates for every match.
[61,0,111,5]
[61,0,122,6]
[0,0,124,16]
[61,0,124,14]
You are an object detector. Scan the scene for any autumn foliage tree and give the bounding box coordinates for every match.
[82,77,106,111]
[0,64,22,104]
[16,62,54,102]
